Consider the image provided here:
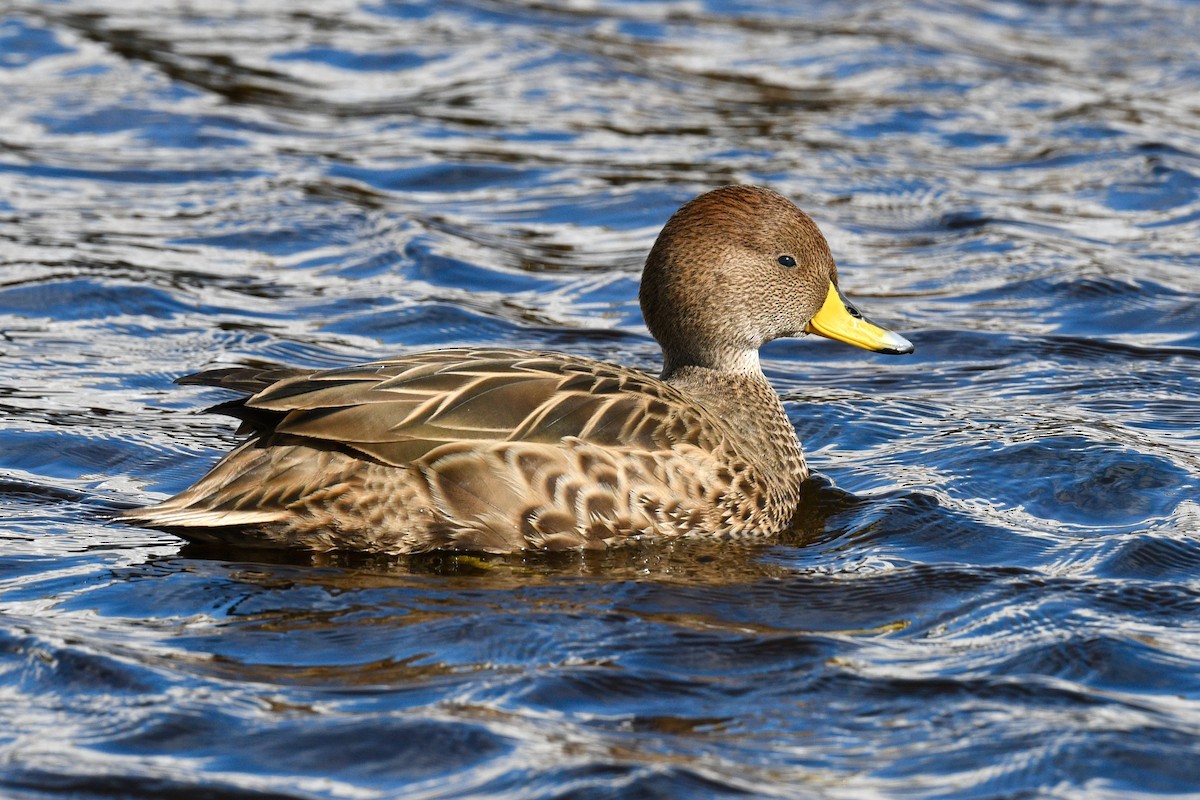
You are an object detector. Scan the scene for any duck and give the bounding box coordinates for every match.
[122,185,913,554]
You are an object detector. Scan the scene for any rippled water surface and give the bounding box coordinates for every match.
[3,1,1200,797]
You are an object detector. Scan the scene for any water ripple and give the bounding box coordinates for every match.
[2,0,1200,797]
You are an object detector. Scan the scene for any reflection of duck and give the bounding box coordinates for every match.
[124,186,912,554]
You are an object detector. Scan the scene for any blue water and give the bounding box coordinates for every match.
[2,1,1200,797]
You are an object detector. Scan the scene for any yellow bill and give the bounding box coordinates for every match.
[804,282,914,354]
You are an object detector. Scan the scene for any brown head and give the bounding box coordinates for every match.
[639,185,912,376]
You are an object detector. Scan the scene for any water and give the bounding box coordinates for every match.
[2,0,1199,796]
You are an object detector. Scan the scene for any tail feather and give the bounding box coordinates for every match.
[121,438,311,530]
[121,505,284,529]
[177,366,311,395]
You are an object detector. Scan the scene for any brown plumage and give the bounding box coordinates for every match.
[123,186,912,553]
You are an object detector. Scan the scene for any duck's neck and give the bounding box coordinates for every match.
[661,347,762,377]
[662,363,805,477]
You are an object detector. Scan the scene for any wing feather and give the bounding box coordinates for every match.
[179,348,723,467]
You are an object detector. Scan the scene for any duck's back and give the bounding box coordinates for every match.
[123,348,801,553]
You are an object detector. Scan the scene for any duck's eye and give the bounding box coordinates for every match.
[777,255,797,268]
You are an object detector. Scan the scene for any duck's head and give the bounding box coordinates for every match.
[639,185,913,375]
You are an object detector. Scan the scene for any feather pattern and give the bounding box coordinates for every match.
[126,347,799,552]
